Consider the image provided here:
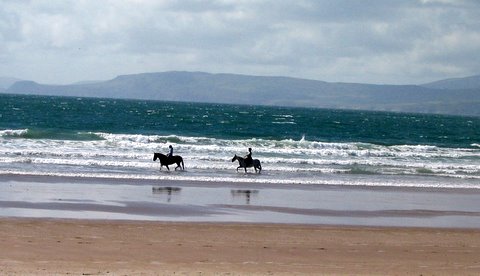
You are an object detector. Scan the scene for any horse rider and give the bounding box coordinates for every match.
[167,145,173,159]
[244,148,253,166]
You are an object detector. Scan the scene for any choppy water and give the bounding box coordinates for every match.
[1,94,480,189]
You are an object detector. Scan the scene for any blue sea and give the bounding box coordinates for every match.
[1,93,480,189]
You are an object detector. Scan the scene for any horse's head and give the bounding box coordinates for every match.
[231,154,237,162]
[153,153,158,161]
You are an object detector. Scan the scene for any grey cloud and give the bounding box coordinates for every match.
[0,0,479,84]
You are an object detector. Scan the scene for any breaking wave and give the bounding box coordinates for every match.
[1,129,480,187]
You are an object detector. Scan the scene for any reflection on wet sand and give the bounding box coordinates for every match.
[152,187,182,202]
[231,189,259,204]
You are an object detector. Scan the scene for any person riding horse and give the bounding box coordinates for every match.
[244,148,253,167]
[232,149,262,173]
[167,145,173,159]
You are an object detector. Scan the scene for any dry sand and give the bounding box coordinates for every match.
[1,218,479,275]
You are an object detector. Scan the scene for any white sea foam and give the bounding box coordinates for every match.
[1,169,478,189]
[0,129,29,137]
[2,130,480,188]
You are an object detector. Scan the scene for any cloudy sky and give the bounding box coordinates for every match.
[1,0,479,85]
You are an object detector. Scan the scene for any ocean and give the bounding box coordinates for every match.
[1,93,480,189]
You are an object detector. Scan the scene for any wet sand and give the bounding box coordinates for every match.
[2,174,480,228]
[1,218,480,275]
[1,175,480,274]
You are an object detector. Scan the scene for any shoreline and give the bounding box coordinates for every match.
[2,172,480,193]
[2,173,480,228]
[1,217,480,275]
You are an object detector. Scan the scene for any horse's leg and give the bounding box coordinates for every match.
[166,165,170,171]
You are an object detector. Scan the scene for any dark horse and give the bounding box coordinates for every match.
[153,153,184,171]
[232,154,262,173]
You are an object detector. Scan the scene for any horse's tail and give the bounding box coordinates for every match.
[256,160,262,173]
[181,157,185,170]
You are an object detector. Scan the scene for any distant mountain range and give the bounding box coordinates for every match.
[0,77,22,91]
[422,75,480,90]
[2,71,480,116]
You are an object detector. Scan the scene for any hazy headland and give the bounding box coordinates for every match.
[2,72,480,116]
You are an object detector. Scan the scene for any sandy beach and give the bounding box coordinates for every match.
[2,175,480,228]
[0,218,479,275]
[1,175,480,274]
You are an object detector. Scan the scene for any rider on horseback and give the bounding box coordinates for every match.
[167,145,173,159]
[244,148,253,167]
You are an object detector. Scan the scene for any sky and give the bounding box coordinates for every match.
[1,0,479,85]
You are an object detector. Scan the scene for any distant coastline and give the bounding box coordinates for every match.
[2,71,480,116]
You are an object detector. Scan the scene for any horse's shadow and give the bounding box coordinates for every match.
[231,189,259,204]
[152,186,182,202]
